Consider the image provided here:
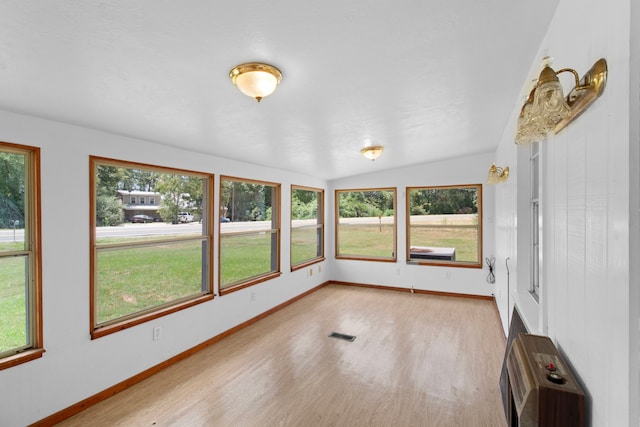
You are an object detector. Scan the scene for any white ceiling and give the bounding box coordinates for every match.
[0,1,558,180]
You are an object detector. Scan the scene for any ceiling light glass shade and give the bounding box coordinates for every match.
[229,63,282,102]
[361,145,384,161]
[515,101,547,145]
[532,67,571,130]
[486,163,509,184]
[515,67,571,145]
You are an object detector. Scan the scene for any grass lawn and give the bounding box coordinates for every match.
[337,224,395,258]
[0,256,28,353]
[409,214,479,262]
[291,227,321,265]
[96,240,206,324]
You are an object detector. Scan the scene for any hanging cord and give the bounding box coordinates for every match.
[505,257,511,329]
[485,256,496,283]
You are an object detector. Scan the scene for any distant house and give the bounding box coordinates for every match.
[116,190,162,221]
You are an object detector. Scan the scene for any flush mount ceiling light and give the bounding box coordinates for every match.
[515,58,607,145]
[360,145,384,161]
[486,163,509,185]
[229,62,282,102]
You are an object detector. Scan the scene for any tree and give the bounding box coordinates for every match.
[156,173,204,223]
[338,190,394,218]
[0,151,25,228]
[292,189,318,220]
[95,194,123,226]
[221,181,269,222]
[95,165,124,226]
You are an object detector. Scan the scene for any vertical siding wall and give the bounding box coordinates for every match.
[493,0,635,426]
[0,110,329,427]
[629,0,640,422]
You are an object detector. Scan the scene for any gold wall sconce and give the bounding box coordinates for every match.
[229,62,282,102]
[360,145,384,161]
[487,163,509,184]
[515,58,607,145]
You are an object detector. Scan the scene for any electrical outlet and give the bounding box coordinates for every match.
[251,291,256,301]
[396,268,401,276]
[318,265,322,273]
[153,326,161,341]
[309,268,313,277]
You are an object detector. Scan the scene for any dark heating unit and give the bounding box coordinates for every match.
[505,333,585,427]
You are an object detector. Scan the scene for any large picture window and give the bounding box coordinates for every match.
[0,142,42,370]
[335,188,396,261]
[407,184,482,267]
[291,185,324,269]
[219,177,281,293]
[90,157,214,339]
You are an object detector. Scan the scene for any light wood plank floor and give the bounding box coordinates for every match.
[58,285,507,426]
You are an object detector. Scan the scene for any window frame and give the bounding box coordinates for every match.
[334,187,397,262]
[89,156,215,339]
[0,141,43,370]
[530,141,541,300]
[406,183,483,268]
[290,185,325,270]
[218,176,281,295]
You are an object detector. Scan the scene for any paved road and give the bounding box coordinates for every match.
[0,220,279,243]
[0,215,421,243]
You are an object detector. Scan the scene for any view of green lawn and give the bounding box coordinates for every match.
[409,214,479,262]
[337,223,395,258]
[220,233,275,289]
[291,227,321,265]
[96,240,206,324]
[1,213,478,348]
[0,256,28,353]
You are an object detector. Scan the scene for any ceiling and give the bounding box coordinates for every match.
[0,1,558,180]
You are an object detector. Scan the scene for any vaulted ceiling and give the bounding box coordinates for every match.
[0,1,558,180]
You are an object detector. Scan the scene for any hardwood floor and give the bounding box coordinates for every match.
[58,285,507,426]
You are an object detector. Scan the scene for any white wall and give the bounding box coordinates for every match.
[0,109,329,427]
[328,152,497,297]
[493,0,635,425]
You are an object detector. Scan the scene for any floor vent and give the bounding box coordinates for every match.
[329,332,356,342]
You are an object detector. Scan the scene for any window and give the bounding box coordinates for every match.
[335,188,396,261]
[90,157,214,339]
[139,197,145,205]
[530,141,541,299]
[130,196,136,204]
[407,184,482,267]
[219,176,280,293]
[291,185,324,269]
[150,197,156,205]
[0,142,43,370]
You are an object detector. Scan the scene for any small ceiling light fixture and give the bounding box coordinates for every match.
[486,163,509,185]
[229,62,282,102]
[360,145,384,161]
[515,58,607,145]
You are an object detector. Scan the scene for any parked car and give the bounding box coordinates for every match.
[131,214,154,223]
[177,212,194,223]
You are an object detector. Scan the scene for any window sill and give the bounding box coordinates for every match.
[406,259,483,268]
[291,257,325,272]
[0,348,45,371]
[91,293,215,340]
[335,256,396,263]
[219,272,282,296]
